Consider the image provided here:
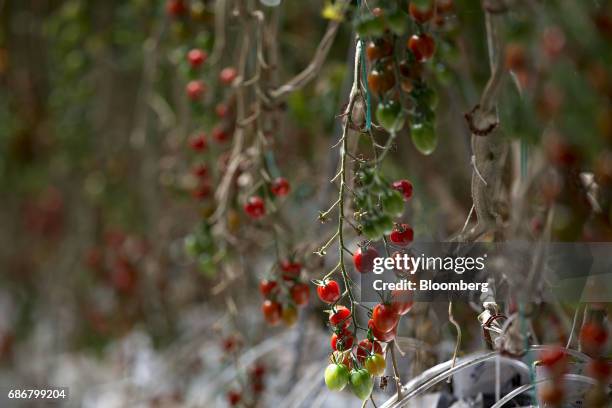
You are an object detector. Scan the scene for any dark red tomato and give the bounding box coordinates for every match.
[219,67,238,85]
[389,224,414,247]
[392,179,413,201]
[212,127,230,143]
[317,280,341,304]
[408,34,436,62]
[244,196,265,219]
[262,300,282,325]
[186,80,206,100]
[250,362,266,378]
[372,303,400,333]
[587,359,611,382]
[356,339,383,364]
[166,0,186,17]
[110,257,137,294]
[192,163,208,178]
[227,390,242,406]
[187,48,207,68]
[251,378,265,394]
[369,318,398,342]
[259,279,278,298]
[366,39,394,61]
[329,305,351,328]
[353,245,380,273]
[408,2,433,23]
[280,259,301,281]
[222,335,240,353]
[189,134,207,152]
[270,177,290,197]
[331,328,355,351]
[436,0,454,13]
[290,283,310,306]
[390,289,413,315]
[191,183,211,200]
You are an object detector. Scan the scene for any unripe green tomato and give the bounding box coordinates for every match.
[324,363,350,391]
[197,253,215,277]
[356,16,386,37]
[361,219,381,241]
[375,214,394,236]
[382,190,405,217]
[184,234,202,257]
[357,167,375,185]
[376,100,406,133]
[411,121,437,155]
[349,368,374,400]
[387,12,409,36]
[365,353,386,376]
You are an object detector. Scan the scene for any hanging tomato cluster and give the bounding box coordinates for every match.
[357,0,455,155]
[259,258,310,327]
[220,335,267,407]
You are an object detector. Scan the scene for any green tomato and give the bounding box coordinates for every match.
[375,214,394,236]
[376,100,405,133]
[411,121,438,155]
[325,363,350,391]
[387,12,409,36]
[365,353,386,377]
[357,167,375,186]
[197,253,215,277]
[349,369,374,400]
[184,234,202,257]
[356,16,385,37]
[382,190,405,217]
[361,219,381,241]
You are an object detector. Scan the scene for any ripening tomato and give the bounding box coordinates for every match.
[389,224,414,246]
[282,305,298,327]
[349,368,374,400]
[290,282,310,306]
[244,196,265,219]
[186,80,206,100]
[368,67,396,95]
[259,279,278,298]
[390,289,413,315]
[329,305,351,328]
[219,67,238,85]
[366,39,394,61]
[331,328,355,351]
[270,177,290,197]
[408,34,435,62]
[356,339,383,364]
[324,363,350,391]
[580,322,608,355]
[365,353,386,376]
[372,303,400,333]
[408,1,433,23]
[353,245,379,273]
[505,43,527,71]
[187,48,207,68]
[392,179,413,201]
[369,318,398,342]
[317,280,341,304]
[262,300,282,325]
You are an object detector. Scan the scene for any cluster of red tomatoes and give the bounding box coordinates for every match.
[243,177,290,220]
[259,259,310,327]
[220,336,267,407]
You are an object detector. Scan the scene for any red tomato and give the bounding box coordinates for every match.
[587,359,611,382]
[369,318,398,342]
[227,390,242,406]
[262,300,282,325]
[581,322,608,355]
[271,177,290,197]
[212,126,230,143]
[539,347,568,377]
[186,80,206,100]
[219,67,238,85]
[187,48,207,68]
[389,224,414,247]
[356,339,383,364]
[188,133,207,151]
[280,259,301,281]
[317,280,341,304]
[166,0,186,17]
[408,34,436,62]
[329,305,352,328]
[392,179,413,201]
[259,279,278,298]
[372,303,400,333]
[390,289,414,315]
[353,245,380,273]
[331,328,355,351]
[408,1,433,23]
[290,283,310,306]
[244,196,265,219]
